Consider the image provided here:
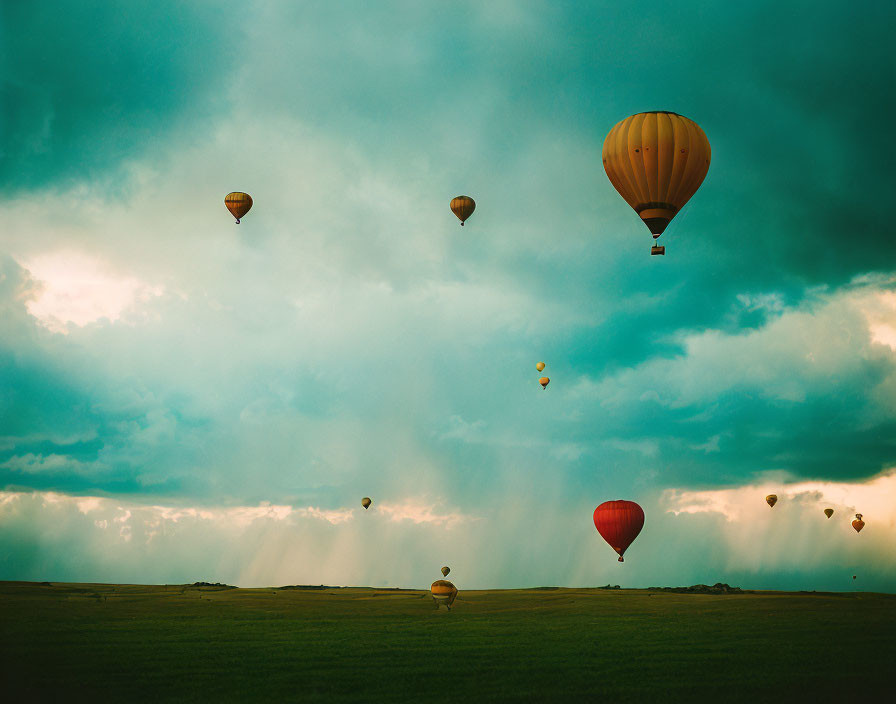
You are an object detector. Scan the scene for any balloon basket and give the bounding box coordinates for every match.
[651,245,665,256]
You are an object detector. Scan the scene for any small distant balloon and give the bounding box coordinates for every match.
[450,196,475,226]
[536,362,545,372]
[539,377,550,389]
[853,575,857,580]
[824,508,834,519]
[431,580,458,609]
[593,500,645,562]
[361,497,372,510]
[224,192,253,224]
[765,495,777,508]
[852,513,865,533]
[441,566,450,577]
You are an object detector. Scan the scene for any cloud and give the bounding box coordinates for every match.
[664,471,896,526]
[0,453,99,475]
[375,499,478,528]
[19,251,163,332]
[0,490,479,587]
[1,0,239,190]
[566,277,896,483]
[661,470,896,578]
[2,483,894,592]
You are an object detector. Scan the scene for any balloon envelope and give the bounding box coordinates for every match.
[602,112,710,245]
[450,196,475,225]
[441,566,450,577]
[224,192,253,223]
[765,494,777,508]
[361,497,371,509]
[593,500,645,562]
[539,377,550,389]
[824,508,834,518]
[431,580,457,607]
[536,362,545,372]
[853,514,865,533]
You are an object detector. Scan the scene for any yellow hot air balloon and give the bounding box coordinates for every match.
[824,508,834,519]
[765,494,777,508]
[536,362,545,372]
[224,192,253,224]
[361,497,371,510]
[431,580,457,609]
[602,112,710,255]
[539,377,550,389]
[450,196,475,226]
[441,566,450,577]
[852,514,865,533]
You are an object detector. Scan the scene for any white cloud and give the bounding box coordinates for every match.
[864,289,896,351]
[661,470,896,575]
[574,278,896,415]
[375,498,478,528]
[664,470,896,526]
[18,251,163,333]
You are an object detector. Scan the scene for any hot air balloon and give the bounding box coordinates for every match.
[824,508,834,519]
[602,112,710,255]
[361,497,371,510]
[853,514,865,533]
[441,566,450,577]
[765,495,777,508]
[224,192,253,224]
[853,575,857,580]
[539,377,550,389]
[593,500,645,562]
[536,362,545,372]
[431,580,457,609]
[450,196,475,226]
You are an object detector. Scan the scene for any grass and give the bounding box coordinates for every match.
[1,581,893,702]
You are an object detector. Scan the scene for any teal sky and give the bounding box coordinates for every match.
[2,1,895,591]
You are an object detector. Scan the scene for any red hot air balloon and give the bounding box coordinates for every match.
[593,500,645,562]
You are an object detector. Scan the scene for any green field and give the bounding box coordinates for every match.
[2,581,893,702]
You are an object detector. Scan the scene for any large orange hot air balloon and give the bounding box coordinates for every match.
[450,196,475,225]
[593,500,644,562]
[852,514,865,533]
[224,192,253,224]
[431,580,457,609]
[824,508,834,519]
[765,494,777,508]
[602,112,710,255]
[539,377,550,389]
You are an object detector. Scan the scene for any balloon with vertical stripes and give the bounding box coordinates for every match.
[224,192,253,224]
[602,112,710,253]
[450,196,475,225]
[593,500,645,562]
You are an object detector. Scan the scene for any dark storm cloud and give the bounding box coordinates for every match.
[0,0,237,191]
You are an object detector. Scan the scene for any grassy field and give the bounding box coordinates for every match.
[1,581,894,702]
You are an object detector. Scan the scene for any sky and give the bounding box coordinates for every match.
[2,0,896,591]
